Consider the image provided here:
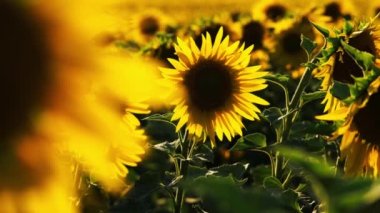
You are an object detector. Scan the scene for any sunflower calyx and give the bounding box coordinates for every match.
[343,20,354,35]
[310,22,330,38]
[319,37,340,63]
[301,34,317,61]
[340,40,375,71]
[330,81,351,101]
[330,67,380,104]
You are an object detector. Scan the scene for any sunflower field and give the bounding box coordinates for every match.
[2,0,380,212]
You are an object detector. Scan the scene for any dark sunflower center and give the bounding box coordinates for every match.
[194,24,226,47]
[183,59,234,112]
[332,30,377,84]
[282,32,302,54]
[140,16,159,36]
[265,4,286,22]
[324,2,342,22]
[242,21,265,49]
[353,91,380,144]
[350,30,377,55]
[0,2,51,143]
[230,12,240,22]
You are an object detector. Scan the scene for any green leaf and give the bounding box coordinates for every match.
[231,133,267,151]
[311,22,330,37]
[319,37,340,62]
[277,146,334,178]
[187,165,207,180]
[290,121,336,137]
[192,144,214,163]
[341,40,375,71]
[330,81,351,100]
[263,176,283,189]
[320,177,375,213]
[152,139,180,155]
[186,176,285,213]
[265,73,290,87]
[251,165,272,185]
[188,163,248,181]
[143,113,173,122]
[301,91,326,104]
[207,163,249,180]
[345,68,380,103]
[301,34,317,60]
[343,20,354,35]
[287,136,326,153]
[281,190,302,212]
[263,107,285,143]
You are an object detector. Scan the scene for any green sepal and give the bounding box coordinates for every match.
[340,40,375,71]
[301,34,317,60]
[311,22,330,37]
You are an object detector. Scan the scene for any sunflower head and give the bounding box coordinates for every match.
[320,0,357,25]
[191,16,241,48]
[129,9,172,44]
[160,27,269,147]
[241,20,266,49]
[264,4,287,22]
[334,27,380,83]
[0,1,52,145]
[269,17,319,78]
[315,21,380,114]
[252,0,289,23]
[333,78,380,177]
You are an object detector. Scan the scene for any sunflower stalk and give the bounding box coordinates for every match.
[174,131,191,213]
[276,56,319,180]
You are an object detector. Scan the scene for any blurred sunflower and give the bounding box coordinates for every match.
[251,0,294,32]
[320,0,357,26]
[315,21,380,114]
[128,9,173,44]
[188,14,241,47]
[34,0,157,194]
[268,17,320,78]
[0,0,164,211]
[160,28,269,147]
[239,18,271,69]
[0,135,75,213]
[0,1,75,212]
[321,77,380,176]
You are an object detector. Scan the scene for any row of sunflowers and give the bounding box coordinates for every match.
[1,0,380,212]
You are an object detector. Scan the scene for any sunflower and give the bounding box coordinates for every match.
[35,0,156,193]
[1,0,162,211]
[240,19,267,50]
[268,17,320,78]
[318,77,380,177]
[160,28,269,147]
[188,15,241,47]
[128,8,173,44]
[239,18,271,69]
[319,0,357,27]
[0,1,75,212]
[314,21,380,114]
[251,0,294,32]
[0,135,75,213]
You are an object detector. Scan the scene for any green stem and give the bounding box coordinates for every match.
[282,60,317,141]
[282,170,292,188]
[266,78,290,114]
[174,132,190,213]
[276,60,318,180]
